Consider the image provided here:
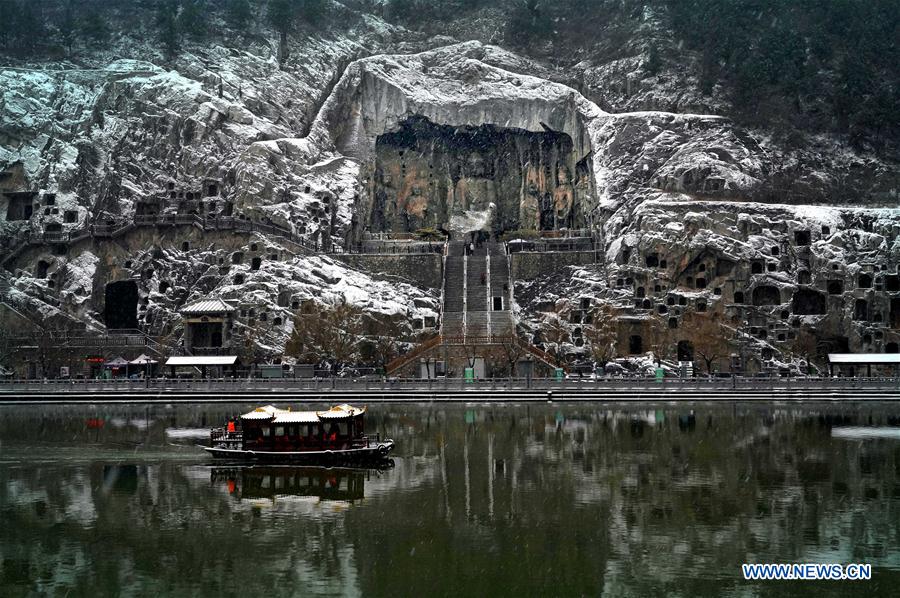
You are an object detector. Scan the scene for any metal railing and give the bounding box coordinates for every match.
[507,239,597,253]
[0,376,899,395]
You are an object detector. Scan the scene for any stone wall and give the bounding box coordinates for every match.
[335,253,443,290]
[390,342,557,378]
[510,251,598,281]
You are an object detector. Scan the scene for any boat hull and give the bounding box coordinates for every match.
[203,440,395,463]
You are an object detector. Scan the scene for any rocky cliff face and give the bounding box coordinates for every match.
[1,1,897,370]
[371,116,590,234]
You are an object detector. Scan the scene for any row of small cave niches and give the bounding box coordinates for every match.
[4,192,79,223]
[164,181,220,201]
[616,276,899,323]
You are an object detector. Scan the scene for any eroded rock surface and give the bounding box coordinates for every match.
[1,14,897,369]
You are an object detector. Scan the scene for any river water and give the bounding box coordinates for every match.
[1,402,899,597]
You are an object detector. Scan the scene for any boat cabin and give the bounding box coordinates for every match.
[237,404,367,451]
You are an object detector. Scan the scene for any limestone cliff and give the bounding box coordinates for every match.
[0,1,897,372]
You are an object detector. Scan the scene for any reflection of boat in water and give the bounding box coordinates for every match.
[211,464,392,501]
[206,404,395,463]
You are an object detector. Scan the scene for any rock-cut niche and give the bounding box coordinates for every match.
[104,280,139,329]
[369,116,593,235]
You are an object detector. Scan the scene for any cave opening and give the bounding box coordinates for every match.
[792,288,826,315]
[854,299,868,321]
[629,335,643,354]
[4,192,34,221]
[104,280,139,330]
[677,340,694,361]
[752,286,780,306]
[370,115,592,236]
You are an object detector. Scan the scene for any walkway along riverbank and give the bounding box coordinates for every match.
[0,377,898,403]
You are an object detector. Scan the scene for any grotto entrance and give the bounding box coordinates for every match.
[3,192,35,221]
[677,340,695,362]
[792,288,826,315]
[369,116,593,236]
[104,281,139,329]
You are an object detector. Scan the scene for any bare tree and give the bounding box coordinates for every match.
[285,301,365,372]
[685,314,729,375]
[791,328,822,375]
[367,317,402,370]
[231,322,270,369]
[584,303,618,371]
[541,302,571,363]
[27,321,73,378]
[497,336,528,377]
[646,316,674,366]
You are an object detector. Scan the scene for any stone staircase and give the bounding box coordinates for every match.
[387,240,566,376]
[488,243,514,336]
[438,241,516,341]
[441,241,466,338]
[466,244,489,338]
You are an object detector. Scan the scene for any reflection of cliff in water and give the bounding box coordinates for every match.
[211,466,384,502]
[4,404,900,596]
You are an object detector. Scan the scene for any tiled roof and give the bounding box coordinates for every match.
[239,404,365,423]
[273,411,321,424]
[317,404,366,419]
[180,297,235,314]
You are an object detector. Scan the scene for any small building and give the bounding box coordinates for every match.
[179,297,236,353]
[165,355,239,378]
[828,353,900,377]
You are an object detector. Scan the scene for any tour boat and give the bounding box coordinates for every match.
[205,404,394,462]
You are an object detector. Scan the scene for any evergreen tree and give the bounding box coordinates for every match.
[299,0,327,25]
[81,8,109,46]
[15,1,46,51]
[0,1,13,48]
[644,44,662,76]
[155,0,181,57]
[268,0,297,36]
[58,1,78,52]
[225,0,253,29]
[179,0,209,39]
[268,0,297,65]
[386,0,415,24]
[505,0,551,48]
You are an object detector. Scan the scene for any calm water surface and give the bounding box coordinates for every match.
[2,402,900,597]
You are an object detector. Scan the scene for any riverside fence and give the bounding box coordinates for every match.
[1,376,899,396]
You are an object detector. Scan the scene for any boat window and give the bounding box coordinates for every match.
[275,426,285,436]
[262,427,271,437]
